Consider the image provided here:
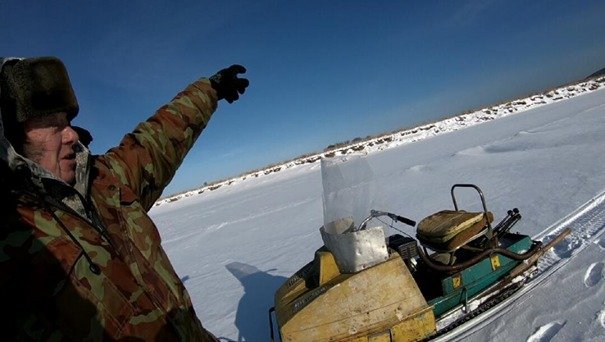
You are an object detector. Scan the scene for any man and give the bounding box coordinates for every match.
[0,56,248,340]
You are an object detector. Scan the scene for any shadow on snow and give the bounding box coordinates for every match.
[222,262,287,342]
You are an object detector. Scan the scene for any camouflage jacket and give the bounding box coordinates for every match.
[1,67,219,341]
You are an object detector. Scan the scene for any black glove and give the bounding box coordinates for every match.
[209,65,249,103]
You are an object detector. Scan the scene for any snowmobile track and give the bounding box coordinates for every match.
[431,190,605,341]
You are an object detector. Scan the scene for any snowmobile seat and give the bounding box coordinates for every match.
[416,210,494,252]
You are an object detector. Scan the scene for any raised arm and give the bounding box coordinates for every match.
[98,66,248,210]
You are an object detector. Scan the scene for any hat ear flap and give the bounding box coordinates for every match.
[1,60,22,147]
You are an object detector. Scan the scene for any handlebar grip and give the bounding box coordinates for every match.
[387,213,416,227]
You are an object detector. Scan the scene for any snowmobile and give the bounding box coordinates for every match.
[268,183,570,341]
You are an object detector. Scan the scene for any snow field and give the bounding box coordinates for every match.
[151,84,605,340]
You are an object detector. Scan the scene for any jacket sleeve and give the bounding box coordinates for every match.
[97,79,218,210]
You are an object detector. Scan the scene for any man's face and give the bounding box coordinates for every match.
[22,112,80,184]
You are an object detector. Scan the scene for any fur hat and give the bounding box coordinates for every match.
[1,57,78,124]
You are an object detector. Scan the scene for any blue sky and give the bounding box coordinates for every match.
[2,1,604,196]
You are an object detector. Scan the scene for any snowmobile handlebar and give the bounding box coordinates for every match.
[356,210,416,231]
[384,211,416,227]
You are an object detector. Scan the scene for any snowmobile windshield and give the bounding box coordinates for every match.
[321,153,377,230]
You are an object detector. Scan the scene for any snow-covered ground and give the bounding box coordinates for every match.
[150,77,605,341]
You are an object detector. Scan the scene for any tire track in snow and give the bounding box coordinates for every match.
[533,190,605,275]
[598,237,605,250]
[441,190,605,341]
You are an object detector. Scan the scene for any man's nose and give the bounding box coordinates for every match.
[63,126,79,144]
